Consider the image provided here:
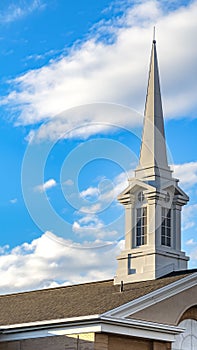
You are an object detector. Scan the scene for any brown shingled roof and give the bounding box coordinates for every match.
[0,269,196,326]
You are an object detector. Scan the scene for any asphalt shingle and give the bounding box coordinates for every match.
[0,269,196,326]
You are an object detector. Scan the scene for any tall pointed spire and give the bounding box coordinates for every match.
[135,38,171,180]
[114,35,189,285]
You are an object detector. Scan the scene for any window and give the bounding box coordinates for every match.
[161,207,171,246]
[136,207,147,246]
[138,191,144,202]
[164,192,170,203]
[172,319,197,349]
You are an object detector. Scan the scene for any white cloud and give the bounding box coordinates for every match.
[0,245,10,255]
[25,48,61,62]
[72,215,104,238]
[0,0,45,24]
[2,0,197,141]
[100,170,132,202]
[72,213,119,240]
[76,171,131,217]
[173,162,197,188]
[35,178,57,192]
[182,204,197,231]
[79,169,131,212]
[80,186,100,199]
[190,246,197,266]
[72,169,131,239]
[0,232,122,294]
[64,179,74,186]
[186,238,197,246]
[80,203,102,214]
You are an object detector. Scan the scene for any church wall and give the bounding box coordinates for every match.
[95,333,171,350]
[108,334,152,350]
[0,333,95,350]
[153,341,171,350]
[0,332,172,350]
[95,333,108,350]
[129,284,197,325]
[179,305,197,322]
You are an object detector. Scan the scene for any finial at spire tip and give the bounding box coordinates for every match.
[153,26,156,44]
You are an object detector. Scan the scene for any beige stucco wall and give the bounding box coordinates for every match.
[130,285,197,325]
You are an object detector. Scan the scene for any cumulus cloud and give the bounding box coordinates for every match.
[25,103,140,143]
[35,178,57,192]
[78,168,132,213]
[173,162,197,188]
[2,0,197,141]
[72,213,120,240]
[72,215,103,236]
[71,169,132,240]
[0,232,122,294]
[0,245,10,255]
[100,170,133,202]
[182,204,197,231]
[174,163,197,233]
[189,244,197,266]
[80,186,100,200]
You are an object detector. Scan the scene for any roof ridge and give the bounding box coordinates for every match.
[0,278,114,298]
[1,269,197,299]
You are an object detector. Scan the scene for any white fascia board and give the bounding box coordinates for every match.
[100,322,182,343]
[0,314,99,331]
[103,272,197,318]
[0,317,183,343]
[101,316,184,335]
[51,317,184,342]
[0,324,102,342]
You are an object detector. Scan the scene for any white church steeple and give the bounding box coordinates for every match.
[135,38,171,179]
[114,37,189,284]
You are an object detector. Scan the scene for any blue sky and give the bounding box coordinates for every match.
[0,0,197,294]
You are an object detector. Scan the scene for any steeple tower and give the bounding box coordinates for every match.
[135,38,171,180]
[114,37,189,284]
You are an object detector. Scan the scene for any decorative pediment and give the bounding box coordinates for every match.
[162,183,189,204]
[105,273,197,323]
[117,179,155,204]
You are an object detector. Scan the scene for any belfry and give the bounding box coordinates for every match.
[114,38,189,284]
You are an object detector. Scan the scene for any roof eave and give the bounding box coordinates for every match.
[0,314,183,344]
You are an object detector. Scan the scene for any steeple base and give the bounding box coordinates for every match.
[135,165,173,182]
[114,248,189,284]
